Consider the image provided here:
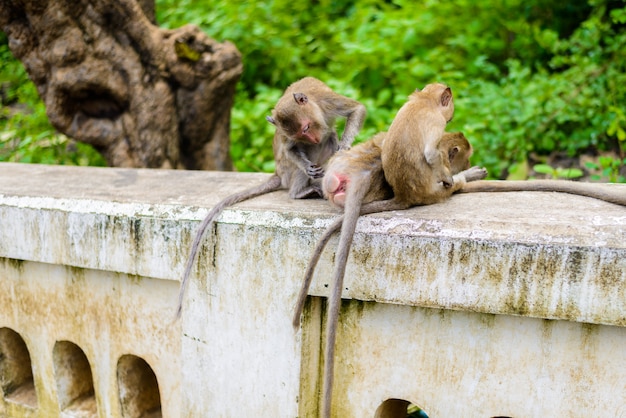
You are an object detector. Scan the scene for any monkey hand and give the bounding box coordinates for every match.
[307,164,325,179]
[464,166,489,182]
[336,142,351,152]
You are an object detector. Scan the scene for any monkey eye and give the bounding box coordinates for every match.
[302,124,310,134]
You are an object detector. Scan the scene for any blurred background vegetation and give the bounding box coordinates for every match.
[1,0,625,181]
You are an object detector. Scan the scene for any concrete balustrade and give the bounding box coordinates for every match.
[0,162,625,417]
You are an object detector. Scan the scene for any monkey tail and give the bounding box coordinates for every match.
[292,216,344,329]
[460,180,626,206]
[176,174,282,319]
[292,198,409,328]
[321,174,374,418]
[359,198,411,214]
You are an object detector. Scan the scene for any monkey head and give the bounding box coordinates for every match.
[415,83,455,122]
[442,132,473,174]
[266,92,329,145]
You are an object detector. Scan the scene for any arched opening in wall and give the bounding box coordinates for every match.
[375,398,429,418]
[0,328,38,409]
[117,355,162,418]
[52,340,98,417]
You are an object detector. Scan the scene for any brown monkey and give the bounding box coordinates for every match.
[377,84,626,207]
[176,77,366,318]
[292,131,475,330]
[294,84,485,418]
[440,131,474,174]
[291,130,480,418]
[376,83,485,209]
[310,83,486,417]
[459,180,626,205]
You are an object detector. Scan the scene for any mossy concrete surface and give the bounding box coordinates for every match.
[0,162,625,417]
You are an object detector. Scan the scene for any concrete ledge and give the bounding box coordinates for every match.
[1,162,624,325]
[1,162,626,417]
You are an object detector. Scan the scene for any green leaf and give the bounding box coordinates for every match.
[506,159,529,180]
[556,168,583,179]
[532,164,555,175]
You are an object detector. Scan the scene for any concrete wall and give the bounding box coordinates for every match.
[0,162,625,417]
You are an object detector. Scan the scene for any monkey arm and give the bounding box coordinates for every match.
[334,99,366,149]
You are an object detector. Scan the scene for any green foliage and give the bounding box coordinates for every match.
[155,0,625,179]
[1,0,625,182]
[585,156,626,183]
[533,164,584,179]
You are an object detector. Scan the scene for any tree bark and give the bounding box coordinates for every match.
[0,0,242,170]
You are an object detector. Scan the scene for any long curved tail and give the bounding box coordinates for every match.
[321,174,371,418]
[176,174,282,319]
[292,198,407,329]
[292,216,343,329]
[460,180,626,206]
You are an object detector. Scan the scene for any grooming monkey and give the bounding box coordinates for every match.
[374,83,487,209]
[176,77,366,317]
[373,84,626,208]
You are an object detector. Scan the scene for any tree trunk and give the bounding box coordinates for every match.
[0,0,242,170]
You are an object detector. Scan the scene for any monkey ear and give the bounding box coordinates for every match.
[448,146,460,162]
[441,87,452,107]
[293,93,308,105]
[266,115,276,125]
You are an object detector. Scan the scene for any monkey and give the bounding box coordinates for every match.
[291,129,480,418]
[440,131,474,174]
[292,131,475,329]
[458,179,626,205]
[371,84,625,208]
[176,77,366,318]
[376,83,482,209]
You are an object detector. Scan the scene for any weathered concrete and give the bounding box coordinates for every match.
[0,162,625,417]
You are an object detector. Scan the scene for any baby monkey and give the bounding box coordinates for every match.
[176,77,366,318]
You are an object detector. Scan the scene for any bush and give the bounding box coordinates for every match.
[1,0,624,180]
